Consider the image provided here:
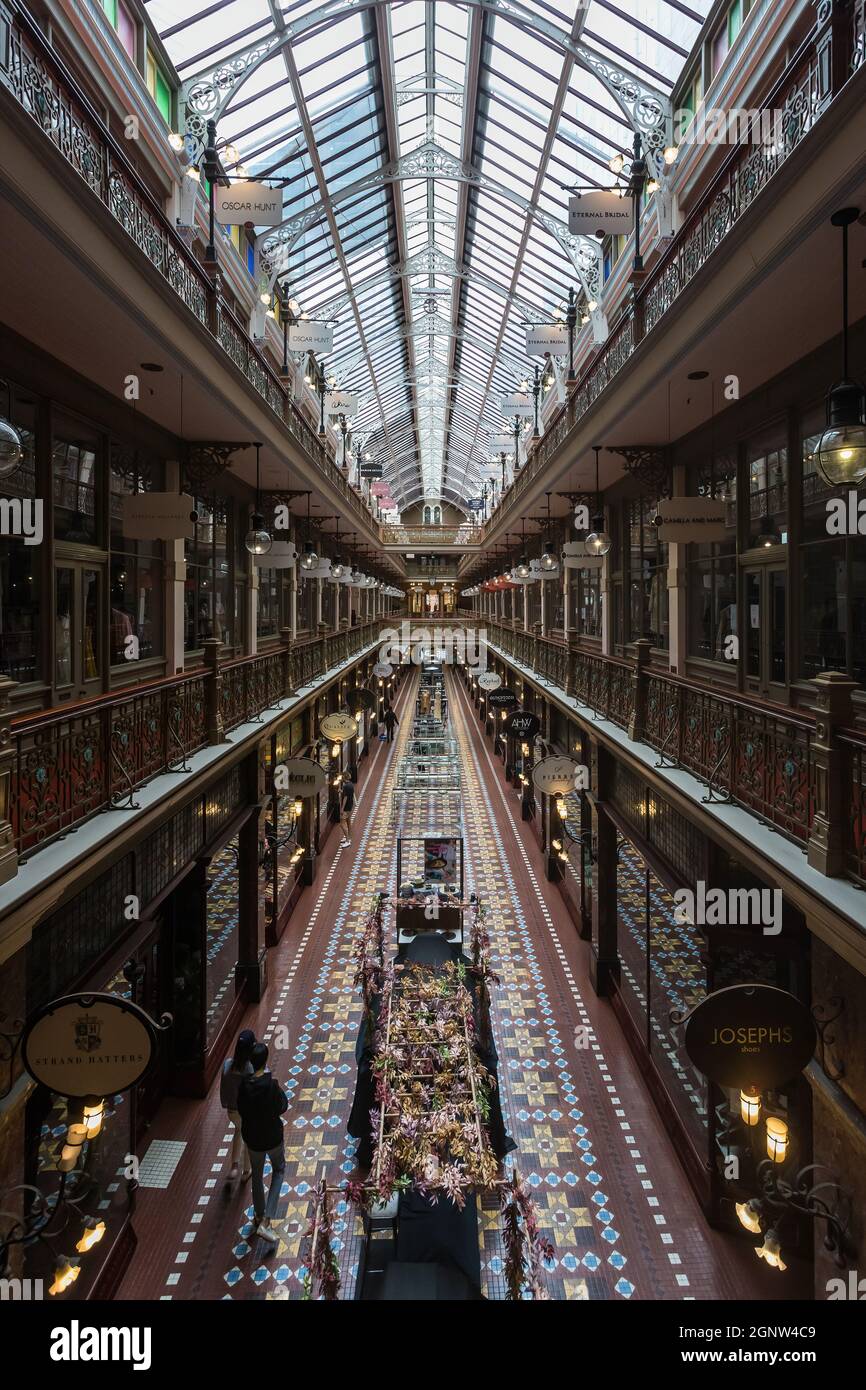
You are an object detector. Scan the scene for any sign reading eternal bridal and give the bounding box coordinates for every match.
[215,181,282,227]
[568,190,634,238]
[681,984,817,1089]
[22,993,158,1098]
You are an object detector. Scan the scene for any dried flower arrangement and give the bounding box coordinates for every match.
[500,1169,555,1300]
[369,960,500,1206]
[352,892,387,1024]
[302,1178,341,1301]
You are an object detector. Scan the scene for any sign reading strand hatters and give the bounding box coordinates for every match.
[22,993,158,1098]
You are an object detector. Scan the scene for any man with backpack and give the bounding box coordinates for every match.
[237,1042,288,1244]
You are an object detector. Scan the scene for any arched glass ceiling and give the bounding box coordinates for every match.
[148,0,711,510]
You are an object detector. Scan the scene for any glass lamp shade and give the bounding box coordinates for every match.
[585,515,612,556]
[300,543,318,569]
[541,543,558,569]
[244,514,273,555]
[0,417,23,476]
[735,1200,763,1235]
[331,559,345,578]
[755,1229,786,1271]
[516,555,530,578]
[816,380,866,483]
[756,514,781,548]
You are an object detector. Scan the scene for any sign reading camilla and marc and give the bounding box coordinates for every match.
[21,994,160,1099]
[679,985,817,1090]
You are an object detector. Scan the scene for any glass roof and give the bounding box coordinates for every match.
[150,0,711,510]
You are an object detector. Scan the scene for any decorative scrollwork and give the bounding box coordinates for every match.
[184,442,253,490]
[607,444,671,497]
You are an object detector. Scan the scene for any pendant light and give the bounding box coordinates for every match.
[817,208,866,485]
[756,513,782,548]
[0,416,23,477]
[540,492,558,569]
[331,521,345,578]
[300,492,318,570]
[244,442,273,555]
[586,446,612,556]
[516,520,530,578]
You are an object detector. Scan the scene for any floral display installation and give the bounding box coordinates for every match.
[500,1168,556,1300]
[301,1178,341,1301]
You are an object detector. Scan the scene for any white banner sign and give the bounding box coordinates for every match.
[254,541,297,569]
[326,391,359,418]
[500,393,533,418]
[288,320,334,354]
[215,181,282,227]
[525,324,568,357]
[122,492,195,541]
[568,189,634,238]
[532,756,584,796]
[654,495,729,543]
[488,432,514,452]
[562,540,603,570]
[477,672,502,691]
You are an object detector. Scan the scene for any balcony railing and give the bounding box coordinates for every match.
[382,524,482,546]
[0,0,375,535]
[6,623,383,863]
[491,8,860,523]
[481,621,866,889]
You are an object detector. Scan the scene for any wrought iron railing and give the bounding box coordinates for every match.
[8,623,384,861]
[0,0,375,536]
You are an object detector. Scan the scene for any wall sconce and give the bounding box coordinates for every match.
[292,798,304,819]
[331,743,340,758]
[735,1198,763,1235]
[75,1218,106,1254]
[82,1098,105,1139]
[58,1123,89,1173]
[740,1086,761,1127]
[555,796,568,819]
[755,1228,787,1271]
[766,1116,789,1164]
[49,1256,81,1296]
[500,710,508,721]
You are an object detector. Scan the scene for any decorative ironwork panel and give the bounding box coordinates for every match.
[607,663,633,730]
[679,688,731,793]
[842,736,866,884]
[733,709,814,841]
[645,676,680,757]
[13,711,107,854]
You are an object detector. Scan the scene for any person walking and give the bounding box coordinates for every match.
[383,704,398,743]
[237,1042,288,1244]
[339,766,357,847]
[220,1028,255,1182]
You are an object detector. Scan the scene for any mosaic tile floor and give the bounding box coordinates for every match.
[116,668,784,1302]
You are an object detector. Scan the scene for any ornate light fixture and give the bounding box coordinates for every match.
[300,492,318,570]
[0,417,23,477]
[586,446,612,556]
[816,207,866,485]
[244,443,273,556]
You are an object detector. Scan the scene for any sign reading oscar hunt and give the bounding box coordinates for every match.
[319,712,358,742]
[215,181,282,227]
[680,984,817,1089]
[477,672,502,692]
[487,687,519,710]
[22,993,157,1099]
[532,756,582,796]
[274,757,328,796]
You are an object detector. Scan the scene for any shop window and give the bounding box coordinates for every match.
[321,578,336,629]
[297,572,315,633]
[686,451,737,664]
[567,566,602,638]
[257,566,280,639]
[109,447,164,665]
[205,837,240,1047]
[0,381,40,683]
[184,497,234,651]
[53,425,100,545]
[623,496,669,649]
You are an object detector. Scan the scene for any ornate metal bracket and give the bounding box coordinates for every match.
[755,1160,853,1269]
[812,997,846,1082]
[0,1012,24,1102]
[184,442,254,491]
[608,445,672,497]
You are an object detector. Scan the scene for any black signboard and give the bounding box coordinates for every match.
[360,465,383,477]
[505,709,540,740]
[681,984,817,1089]
[346,688,375,712]
[487,687,518,710]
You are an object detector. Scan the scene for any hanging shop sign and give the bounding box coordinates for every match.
[319,713,358,742]
[499,392,533,418]
[274,757,328,796]
[465,498,485,511]
[326,392,359,418]
[525,324,568,357]
[505,709,541,740]
[532,756,583,795]
[477,672,502,692]
[568,189,634,238]
[21,993,159,1098]
[373,662,394,678]
[254,541,297,569]
[653,495,729,543]
[346,688,375,712]
[215,181,282,227]
[488,433,515,452]
[122,492,196,541]
[287,319,334,354]
[681,984,817,1089]
[487,687,519,710]
[561,540,603,571]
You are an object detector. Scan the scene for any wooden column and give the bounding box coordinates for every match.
[808,671,858,876]
[589,742,618,996]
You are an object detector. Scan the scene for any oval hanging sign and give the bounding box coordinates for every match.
[532,756,582,795]
[681,984,816,1089]
[320,713,358,742]
[487,687,518,710]
[21,993,158,1098]
[273,757,327,796]
[373,662,393,678]
[346,688,375,712]
[477,672,502,692]
[505,710,541,740]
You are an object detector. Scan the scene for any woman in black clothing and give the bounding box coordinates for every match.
[340,766,357,846]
